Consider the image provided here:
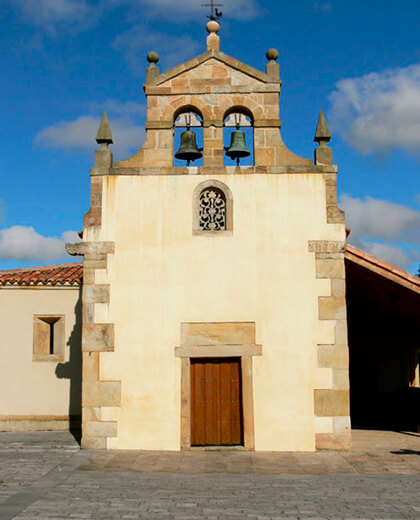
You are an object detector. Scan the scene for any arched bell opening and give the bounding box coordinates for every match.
[223,108,254,167]
[174,108,204,167]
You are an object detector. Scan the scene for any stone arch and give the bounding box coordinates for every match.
[215,97,263,120]
[173,104,204,123]
[223,105,254,124]
[164,96,211,122]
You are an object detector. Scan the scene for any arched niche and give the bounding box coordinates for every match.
[174,107,204,167]
[223,107,254,167]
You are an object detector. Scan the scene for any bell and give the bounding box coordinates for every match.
[175,129,203,166]
[225,125,251,165]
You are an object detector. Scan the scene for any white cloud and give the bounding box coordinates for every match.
[35,114,145,158]
[329,64,420,156]
[113,24,200,74]
[341,195,420,243]
[0,226,80,261]
[362,242,411,268]
[314,2,332,13]
[340,194,420,268]
[107,0,262,22]
[62,231,82,243]
[11,0,262,33]
[90,99,146,118]
[11,0,91,32]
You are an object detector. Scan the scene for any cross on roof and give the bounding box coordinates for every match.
[202,0,223,21]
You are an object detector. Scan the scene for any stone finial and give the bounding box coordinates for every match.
[146,51,160,84]
[96,112,113,146]
[147,51,160,66]
[314,109,331,145]
[314,110,333,165]
[206,20,220,51]
[206,20,220,33]
[94,112,113,172]
[266,48,279,62]
[265,48,280,80]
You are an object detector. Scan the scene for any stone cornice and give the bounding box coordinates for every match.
[102,165,337,177]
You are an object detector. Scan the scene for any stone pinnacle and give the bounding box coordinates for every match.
[314,109,331,144]
[96,112,113,145]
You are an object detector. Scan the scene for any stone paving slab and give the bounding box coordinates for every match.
[7,472,420,520]
[80,430,420,475]
[0,430,419,519]
[0,431,80,506]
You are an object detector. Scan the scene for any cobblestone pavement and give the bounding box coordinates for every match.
[0,430,419,519]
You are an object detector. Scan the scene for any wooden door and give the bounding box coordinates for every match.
[191,358,243,446]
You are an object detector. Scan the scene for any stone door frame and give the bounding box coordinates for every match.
[175,322,262,450]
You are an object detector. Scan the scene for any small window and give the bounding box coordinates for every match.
[193,180,233,236]
[33,316,65,362]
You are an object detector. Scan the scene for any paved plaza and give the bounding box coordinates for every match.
[0,430,419,519]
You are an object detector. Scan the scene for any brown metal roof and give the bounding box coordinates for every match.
[0,262,83,287]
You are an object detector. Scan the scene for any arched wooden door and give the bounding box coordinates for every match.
[190,358,243,446]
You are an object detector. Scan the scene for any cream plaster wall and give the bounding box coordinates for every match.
[93,173,345,451]
[0,287,81,419]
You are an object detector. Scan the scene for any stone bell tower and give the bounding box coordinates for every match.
[68,20,351,452]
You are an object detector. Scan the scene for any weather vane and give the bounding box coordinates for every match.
[201,0,223,21]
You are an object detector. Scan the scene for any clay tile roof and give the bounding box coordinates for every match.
[345,244,420,294]
[0,262,83,287]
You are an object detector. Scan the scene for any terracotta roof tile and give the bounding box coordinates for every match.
[0,262,83,287]
[345,244,420,292]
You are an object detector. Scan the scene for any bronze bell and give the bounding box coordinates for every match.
[225,125,251,165]
[175,129,203,166]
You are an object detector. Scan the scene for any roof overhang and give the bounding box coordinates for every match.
[345,244,420,295]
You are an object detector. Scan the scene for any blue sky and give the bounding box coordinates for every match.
[0,0,419,272]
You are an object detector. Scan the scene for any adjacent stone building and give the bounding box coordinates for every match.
[0,264,82,432]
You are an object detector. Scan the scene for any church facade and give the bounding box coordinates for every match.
[67,22,351,451]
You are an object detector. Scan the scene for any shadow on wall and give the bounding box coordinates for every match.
[56,289,82,444]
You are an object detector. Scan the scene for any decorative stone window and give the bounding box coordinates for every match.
[33,315,65,362]
[193,180,233,236]
[199,187,226,231]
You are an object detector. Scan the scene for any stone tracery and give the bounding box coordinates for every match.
[199,188,226,231]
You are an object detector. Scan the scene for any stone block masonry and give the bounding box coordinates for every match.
[309,240,351,450]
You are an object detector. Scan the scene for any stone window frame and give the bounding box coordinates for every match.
[192,179,233,236]
[33,315,65,362]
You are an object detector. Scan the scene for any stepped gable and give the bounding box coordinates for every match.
[0,262,83,287]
